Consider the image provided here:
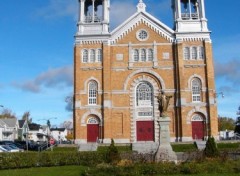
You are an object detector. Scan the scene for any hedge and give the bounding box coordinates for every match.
[0,151,106,170]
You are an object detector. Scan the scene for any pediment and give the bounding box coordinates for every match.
[111,12,174,44]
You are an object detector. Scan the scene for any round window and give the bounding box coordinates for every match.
[137,29,148,41]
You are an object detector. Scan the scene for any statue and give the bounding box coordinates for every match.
[156,91,172,117]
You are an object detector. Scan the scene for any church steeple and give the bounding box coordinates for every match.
[77,0,110,35]
[172,0,208,32]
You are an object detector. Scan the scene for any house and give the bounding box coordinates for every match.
[73,0,218,146]
[0,118,18,141]
[50,128,68,143]
[18,120,29,141]
[28,123,48,142]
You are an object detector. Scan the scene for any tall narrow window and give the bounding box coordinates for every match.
[133,49,139,62]
[88,81,97,105]
[148,49,153,61]
[184,47,190,60]
[136,82,153,106]
[82,49,88,63]
[192,47,197,60]
[90,49,95,62]
[198,46,204,59]
[97,49,102,62]
[140,49,146,61]
[192,78,201,102]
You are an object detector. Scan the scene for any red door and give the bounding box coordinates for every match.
[192,121,204,140]
[137,121,154,141]
[87,124,99,142]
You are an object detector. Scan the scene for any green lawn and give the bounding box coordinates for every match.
[0,166,86,176]
[0,166,239,176]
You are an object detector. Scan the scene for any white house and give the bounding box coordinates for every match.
[50,128,67,143]
[0,118,18,141]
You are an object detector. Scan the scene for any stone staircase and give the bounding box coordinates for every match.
[195,140,206,150]
[78,143,98,151]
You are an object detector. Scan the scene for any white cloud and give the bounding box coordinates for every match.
[110,0,136,29]
[12,66,73,93]
[35,0,78,20]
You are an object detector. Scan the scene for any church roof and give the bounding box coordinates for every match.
[111,2,174,44]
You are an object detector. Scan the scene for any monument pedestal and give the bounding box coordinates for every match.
[155,117,177,162]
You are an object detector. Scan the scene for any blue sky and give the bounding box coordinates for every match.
[0,0,240,126]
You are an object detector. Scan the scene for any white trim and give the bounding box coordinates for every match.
[111,12,174,44]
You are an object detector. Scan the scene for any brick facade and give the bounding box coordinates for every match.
[73,0,218,144]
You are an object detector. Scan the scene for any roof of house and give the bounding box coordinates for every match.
[50,128,66,132]
[28,123,42,131]
[18,120,26,128]
[0,118,18,128]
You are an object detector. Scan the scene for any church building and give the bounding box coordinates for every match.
[73,0,218,145]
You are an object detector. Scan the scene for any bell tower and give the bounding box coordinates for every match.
[172,0,208,32]
[76,0,110,35]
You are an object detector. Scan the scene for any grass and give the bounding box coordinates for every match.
[217,142,240,150]
[171,143,197,152]
[0,166,87,176]
[0,166,239,176]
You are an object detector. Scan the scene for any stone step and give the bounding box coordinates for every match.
[195,140,206,150]
[78,143,98,151]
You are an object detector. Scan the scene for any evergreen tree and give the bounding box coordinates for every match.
[106,139,120,164]
[204,136,219,157]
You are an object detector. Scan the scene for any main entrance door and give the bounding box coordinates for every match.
[192,115,204,140]
[137,121,154,141]
[87,117,99,142]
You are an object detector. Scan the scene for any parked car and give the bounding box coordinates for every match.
[7,144,23,152]
[0,145,9,152]
[0,145,19,152]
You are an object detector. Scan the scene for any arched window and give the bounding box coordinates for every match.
[140,49,146,61]
[88,81,97,105]
[82,49,88,63]
[184,47,190,60]
[136,82,153,106]
[90,49,95,62]
[97,49,102,62]
[198,46,204,59]
[148,49,153,61]
[133,49,139,62]
[192,78,201,102]
[192,47,197,60]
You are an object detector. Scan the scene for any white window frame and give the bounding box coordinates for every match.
[192,78,201,102]
[82,49,88,63]
[184,47,190,60]
[88,81,97,105]
[198,46,204,59]
[192,47,197,60]
[133,49,139,62]
[97,49,102,62]
[148,49,153,61]
[89,49,95,63]
[140,49,146,62]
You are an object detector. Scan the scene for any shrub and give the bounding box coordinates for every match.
[106,139,120,164]
[204,136,219,157]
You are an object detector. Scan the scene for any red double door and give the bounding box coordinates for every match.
[192,121,204,140]
[87,124,99,142]
[137,121,154,141]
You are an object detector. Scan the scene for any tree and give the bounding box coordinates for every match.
[204,136,219,158]
[60,120,73,130]
[22,111,32,123]
[234,116,240,134]
[218,116,235,131]
[0,108,16,119]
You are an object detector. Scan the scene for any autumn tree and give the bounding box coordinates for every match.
[218,116,235,131]
[0,108,16,119]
